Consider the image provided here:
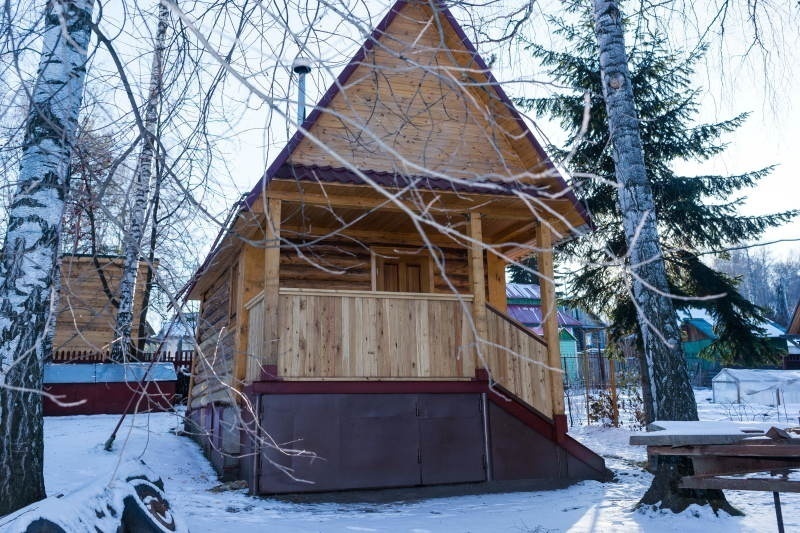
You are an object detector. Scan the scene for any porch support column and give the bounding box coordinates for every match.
[253,197,281,382]
[486,250,507,313]
[536,225,566,432]
[235,221,265,388]
[468,213,488,360]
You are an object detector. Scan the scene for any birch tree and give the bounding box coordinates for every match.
[111,0,170,362]
[591,0,739,513]
[0,0,94,515]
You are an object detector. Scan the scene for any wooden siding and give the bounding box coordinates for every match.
[279,238,470,293]
[243,289,555,417]
[245,292,266,382]
[484,306,553,418]
[191,269,237,408]
[54,255,149,352]
[254,289,477,380]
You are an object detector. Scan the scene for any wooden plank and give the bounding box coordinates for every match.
[275,291,477,381]
[536,226,564,418]
[647,444,800,458]
[680,474,800,493]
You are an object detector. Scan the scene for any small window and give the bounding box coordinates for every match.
[372,247,432,293]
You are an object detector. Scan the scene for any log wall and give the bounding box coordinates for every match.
[191,269,237,408]
[279,238,471,293]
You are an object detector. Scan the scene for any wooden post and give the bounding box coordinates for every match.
[468,213,488,356]
[234,222,265,390]
[486,250,507,313]
[251,198,281,382]
[536,226,566,427]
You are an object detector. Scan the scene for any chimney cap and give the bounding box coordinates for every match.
[292,55,312,75]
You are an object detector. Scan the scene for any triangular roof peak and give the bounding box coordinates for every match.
[246,0,588,228]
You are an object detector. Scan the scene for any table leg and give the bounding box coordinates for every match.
[773,492,784,533]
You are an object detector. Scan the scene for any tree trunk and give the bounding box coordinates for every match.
[112,1,169,362]
[591,0,739,514]
[0,0,94,515]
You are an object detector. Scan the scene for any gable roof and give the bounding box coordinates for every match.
[244,0,588,227]
[186,1,591,299]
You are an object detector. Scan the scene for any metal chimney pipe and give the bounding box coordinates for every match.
[292,55,312,125]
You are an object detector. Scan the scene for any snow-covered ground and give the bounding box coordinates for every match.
[41,390,799,532]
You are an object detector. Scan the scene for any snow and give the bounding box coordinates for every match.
[34,390,800,532]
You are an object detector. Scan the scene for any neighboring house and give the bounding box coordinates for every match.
[52,254,151,358]
[185,0,608,494]
[150,312,198,354]
[678,308,791,383]
[506,283,609,350]
[783,301,800,369]
[506,283,609,386]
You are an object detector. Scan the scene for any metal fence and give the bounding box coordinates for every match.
[562,350,642,428]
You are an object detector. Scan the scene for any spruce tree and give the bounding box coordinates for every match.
[517,5,796,373]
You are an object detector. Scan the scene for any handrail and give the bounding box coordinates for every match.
[245,288,473,306]
[280,287,474,302]
[485,304,548,347]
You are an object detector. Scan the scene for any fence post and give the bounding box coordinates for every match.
[609,357,619,427]
[582,351,592,424]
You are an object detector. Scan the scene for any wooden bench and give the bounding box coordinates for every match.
[631,421,800,533]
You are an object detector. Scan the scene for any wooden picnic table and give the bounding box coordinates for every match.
[631,421,800,533]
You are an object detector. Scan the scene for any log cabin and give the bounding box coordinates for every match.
[185,0,610,493]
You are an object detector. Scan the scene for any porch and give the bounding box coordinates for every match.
[244,287,557,420]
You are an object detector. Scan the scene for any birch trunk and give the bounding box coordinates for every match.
[591,0,738,514]
[0,0,94,515]
[111,1,169,362]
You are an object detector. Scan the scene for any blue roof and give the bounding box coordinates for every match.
[44,363,177,384]
[686,318,718,340]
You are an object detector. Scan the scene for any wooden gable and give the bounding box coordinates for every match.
[289,1,533,180]
[54,255,151,353]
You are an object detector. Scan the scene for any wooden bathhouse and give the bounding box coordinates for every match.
[185,0,609,493]
[52,254,150,357]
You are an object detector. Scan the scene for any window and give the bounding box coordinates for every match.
[371,247,433,293]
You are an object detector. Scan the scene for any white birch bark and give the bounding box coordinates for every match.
[111,1,169,362]
[592,0,739,514]
[592,0,696,423]
[0,0,94,514]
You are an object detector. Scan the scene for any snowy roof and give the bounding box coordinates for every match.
[678,307,786,338]
[506,305,582,328]
[44,363,177,384]
[506,283,541,300]
[712,368,800,385]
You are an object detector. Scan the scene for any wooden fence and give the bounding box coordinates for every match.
[50,349,195,370]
